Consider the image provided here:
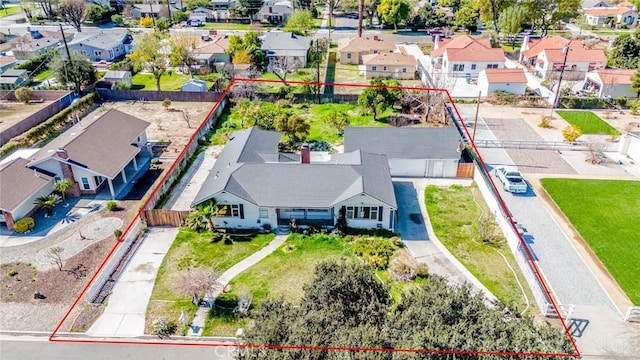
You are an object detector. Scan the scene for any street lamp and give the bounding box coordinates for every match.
[551,41,571,115]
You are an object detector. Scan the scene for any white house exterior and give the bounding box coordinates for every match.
[478,68,528,96]
[192,128,398,231]
[344,127,461,178]
[104,70,132,88]
[258,0,294,24]
[619,131,640,164]
[68,31,134,62]
[581,69,637,98]
[584,2,638,26]
[430,35,505,80]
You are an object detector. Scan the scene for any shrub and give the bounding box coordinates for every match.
[15,87,33,103]
[7,270,18,277]
[15,49,56,73]
[139,16,154,28]
[152,317,177,337]
[351,236,399,270]
[13,217,35,233]
[113,229,123,239]
[162,98,171,110]
[539,116,552,128]
[106,200,118,211]
[630,101,639,115]
[215,293,238,308]
[562,124,583,142]
[389,249,428,282]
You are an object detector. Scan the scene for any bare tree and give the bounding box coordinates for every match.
[586,140,608,164]
[47,246,65,271]
[269,56,302,82]
[169,32,199,77]
[36,0,58,20]
[230,79,259,100]
[181,109,192,129]
[400,89,450,126]
[58,0,88,32]
[175,267,222,299]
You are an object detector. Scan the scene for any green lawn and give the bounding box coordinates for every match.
[33,69,53,82]
[131,72,218,91]
[202,22,251,30]
[425,184,537,313]
[0,5,20,17]
[556,110,620,135]
[541,179,640,305]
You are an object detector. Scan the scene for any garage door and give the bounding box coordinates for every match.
[390,159,428,177]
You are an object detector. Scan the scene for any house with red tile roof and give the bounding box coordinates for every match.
[584,2,638,26]
[519,36,607,80]
[477,68,528,96]
[581,69,637,98]
[361,53,416,79]
[429,35,505,80]
[337,36,396,64]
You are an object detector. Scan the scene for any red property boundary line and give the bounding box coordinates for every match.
[49,79,580,358]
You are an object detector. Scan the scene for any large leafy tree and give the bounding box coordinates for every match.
[524,0,580,35]
[58,0,88,32]
[358,78,401,120]
[377,0,411,30]
[408,3,448,31]
[476,0,515,32]
[284,10,315,35]
[437,0,462,12]
[631,68,640,99]
[607,30,640,69]
[498,5,527,46]
[275,113,310,143]
[51,52,96,93]
[235,0,263,18]
[340,0,380,26]
[169,32,199,77]
[129,32,168,91]
[453,2,480,33]
[226,32,266,68]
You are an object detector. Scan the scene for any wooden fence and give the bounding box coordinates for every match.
[97,89,222,102]
[143,209,190,226]
[456,162,474,178]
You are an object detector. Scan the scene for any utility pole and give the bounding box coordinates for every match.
[471,91,481,142]
[316,39,321,104]
[59,24,72,65]
[357,0,364,37]
[551,41,571,116]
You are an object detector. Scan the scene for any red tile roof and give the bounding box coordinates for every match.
[521,36,569,59]
[595,69,636,84]
[543,42,607,63]
[585,7,636,16]
[431,35,504,61]
[483,68,527,83]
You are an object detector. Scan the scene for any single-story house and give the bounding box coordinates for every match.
[191,127,398,231]
[212,0,235,9]
[258,0,293,24]
[189,7,212,22]
[261,31,311,70]
[581,0,611,8]
[194,35,230,67]
[10,29,72,60]
[337,36,396,65]
[581,69,637,98]
[181,78,207,92]
[519,36,607,79]
[68,31,134,62]
[26,109,152,199]
[584,2,638,26]
[130,3,182,19]
[619,131,640,164]
[343,127,461,178]
[478,68,528,96]
[103,70,132,88]
[361,53,416,79]
[0,55,17,74]
[0,158,54,231]
[0,68,28,89]
[430,35,505,80]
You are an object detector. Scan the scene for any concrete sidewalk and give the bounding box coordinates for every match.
[86,227,177,337]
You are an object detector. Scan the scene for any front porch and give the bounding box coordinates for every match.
[276,208,335,227]
[96,154,152,200]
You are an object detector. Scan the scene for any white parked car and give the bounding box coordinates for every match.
[494,166,528,193]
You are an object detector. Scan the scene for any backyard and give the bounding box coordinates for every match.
[425,184,537,314]
[131,72,218,91]
[556,110,619,135]
[540,178,640,305]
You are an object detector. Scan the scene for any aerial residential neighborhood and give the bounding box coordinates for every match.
[0,0,639,358]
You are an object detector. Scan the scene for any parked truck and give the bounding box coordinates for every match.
[494,166,528,193]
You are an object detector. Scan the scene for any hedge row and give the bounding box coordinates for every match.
[15,49,56,74]
[0,92,97,158]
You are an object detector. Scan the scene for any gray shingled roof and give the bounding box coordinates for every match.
[28,109,150,179]
[191,128,397,209]
[344,127,461,160]
[0,158,53,213]
[69,31,130,51]
[261,32,311,52]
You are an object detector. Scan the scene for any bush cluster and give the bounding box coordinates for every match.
[351,236,400,270]
[13,217,35,233]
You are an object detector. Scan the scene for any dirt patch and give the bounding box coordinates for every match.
[83,101,216,155]
[0,100,54,132]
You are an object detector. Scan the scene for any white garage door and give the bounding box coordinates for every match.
[390,159,428,177]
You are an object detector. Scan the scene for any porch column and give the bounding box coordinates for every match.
[132,157,138,171]
[107,179,115,199]
[121,169,128,183]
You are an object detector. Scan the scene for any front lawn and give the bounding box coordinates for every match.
[0,5,20,17]
[425,184,537,313]
[202,22,251,30]
[556,110,619,135]
[541,179,640,305]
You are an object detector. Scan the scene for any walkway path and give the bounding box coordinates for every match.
[187,235,287,336]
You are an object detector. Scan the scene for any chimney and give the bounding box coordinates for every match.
[301,144,310,164]
[434,35,441,49]
[56,148,68,159]
[521,35,530,52]
[373,35,379,41]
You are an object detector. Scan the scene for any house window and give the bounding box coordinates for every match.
[54,176,62,183]
[346,206,380,220]
[94,176,104,186]
[453,64,465,71]
[81,50,87,56]
[471,64,476,70]
[372,66,377,72]
[218,204,244,218]
[259,207,269,218]
[346,53,352,59]
[487,64,498,69]
[81,177,90,190]
[383,66,387,71]
[402,68,407,73]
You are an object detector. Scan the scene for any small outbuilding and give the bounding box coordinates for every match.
[181,78,207,92]
[103,70,132,89]
[477,68,528,97]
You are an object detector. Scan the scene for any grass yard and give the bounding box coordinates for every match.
[541,179,640,305]
[33,69,53,82]
[425,184,537,313]
[132,72,191,91]
[202,22,251,30]
[0,5,20,17]
[556,110,619,135]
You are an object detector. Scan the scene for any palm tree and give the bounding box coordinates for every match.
[183,200,218,232]
[34,194,61,217]
[53,179,74,206]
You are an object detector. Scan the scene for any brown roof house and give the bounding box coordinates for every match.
[10,28,73,60]
[581,69,637,98]
[194,34,230,68]
[337,36,396,65]
[430,35,505,81]
[477,68,528,96]
[25,109,152,201]
[0,158,54,231]
[361,53,416,79]
[519,36,607,80]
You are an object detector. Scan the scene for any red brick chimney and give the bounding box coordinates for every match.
[56,148,81,197]
[301,144,310,164]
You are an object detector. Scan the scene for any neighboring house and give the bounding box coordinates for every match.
[191,127,398,231]
[103,70,132,88]
[0,158,54,231]
[619,131,640,164]
[337,36,396,65]
[581,69,637,98]
[26,109,152,199]
[258,0,294,24]
[189,7,213,22]
[181,78,207,92]
[130,3,181,19]
[0,69,28,89]
[584,2,638,26]
[581,0,611,8]
[343,127,461,178]
[68,31,134,62]
[0,55,17,74]
[430,35,505,80]
[212,0,235,9]
[10,29,71,60]
[520,36,607,79]
[361,53,416,79]
[261,31,311,69]
[477,68,528,96]
[194,35,230,67]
